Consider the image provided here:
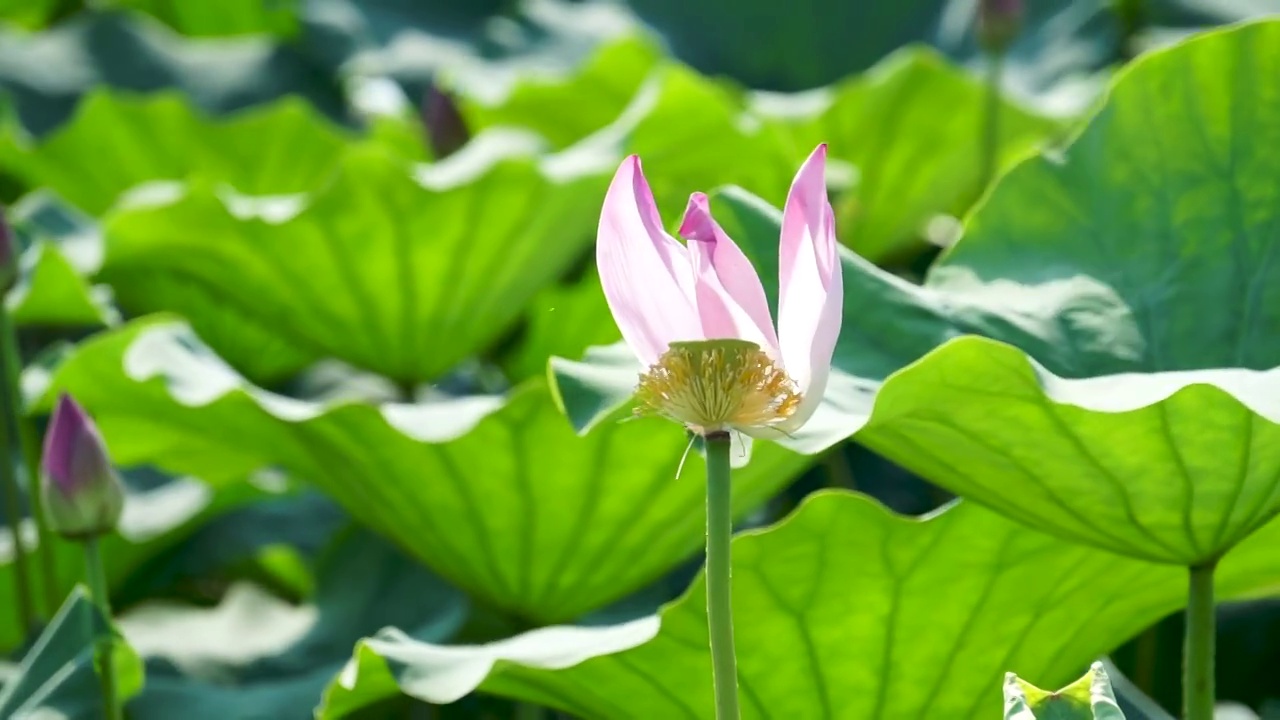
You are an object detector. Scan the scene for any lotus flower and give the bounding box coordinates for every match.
[41,394,124,539]
[596,144,843,437]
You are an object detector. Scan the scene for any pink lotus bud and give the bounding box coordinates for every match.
[977,0,1023,53]
[422,82,469,159]
[41,394,124,540]
[0,205,16,295]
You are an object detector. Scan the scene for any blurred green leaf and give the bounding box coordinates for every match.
[39,318,811,624]
[319,493,1280,718]
[1,474,272,652]
[100,135,611,384]
[0,12,346,137]
[0,586,144,719]
[555,20,1280,565]
[118,527,466,720]
[1006,662,1126,720]
[468,39,1063,264]
[459,34,663,149]
[110,271,317,385]
[502,271,618,382]
[4,191,114,327]
[768,47,1066,263]
[106,0,300,38]
[114,485,347,605]
[0,92,388,215]
[0,0,64,31]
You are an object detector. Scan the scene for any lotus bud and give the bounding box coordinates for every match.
[41,394,124,540]
[422,82,469,159]
[977,0,1024,54]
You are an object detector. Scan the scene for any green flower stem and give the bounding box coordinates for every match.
[704,432,740,720]
[1183,561,1217,720]
[1,434,35,633]
[0,305,37,632]
[83,537,122,720]
[20,413,59,614]
[979,49,1006,191]
[0,307,58,617]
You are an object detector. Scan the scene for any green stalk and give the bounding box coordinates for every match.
[1183,561,1216,720]
[83,537,121,720]
[1,436,35,633]
[979,49,1005,192]
[0,308,57,617]
[0,304,36,630]
[704,432,739,720]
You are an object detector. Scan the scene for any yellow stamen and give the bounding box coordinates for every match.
[635,339,800,434]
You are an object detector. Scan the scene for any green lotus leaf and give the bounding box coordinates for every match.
[764,47,1066,263]
[108,0,299,38]
[317,492,1280,719]
[0,91,402,215]
[116,528,466,720]
[1,473,275,652]
[0,0,61,30]
[503,270,618,382]
[459,35,663,150]
[38,317,811,624]
[99,132,613,384]
[0,12,347,137]
[0,587,143,718]
[3,190,114,327]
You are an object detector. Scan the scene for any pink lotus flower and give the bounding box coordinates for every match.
[596,144,843,437]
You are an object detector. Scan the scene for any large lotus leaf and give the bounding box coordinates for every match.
[554,21,1280,564]
[467,41,1062,264]
[764,47,1066,263]
[0,91,394,216]
[37,317,811,623]
[502,270,619,382]
[6,188,310,381]
[1,473,274,652]
[0,587,144,719]
[318,492,1280,719]
[0,11,344,137]
[117,527,467,720]
[0,0,62,31]
[110,271,317,385]
[99,134,612,384]
[109,0,300,37]
[4,191,115,327]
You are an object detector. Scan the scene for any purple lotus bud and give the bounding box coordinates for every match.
[0,205,16,296]
[977,0,1023,53]
[422,82,470,159]
[41,394,124,540]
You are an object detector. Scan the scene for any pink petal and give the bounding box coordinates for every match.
[680,193,780,356]
[777,144,843,429]
[597,156,702,367]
